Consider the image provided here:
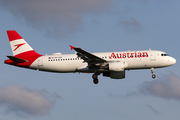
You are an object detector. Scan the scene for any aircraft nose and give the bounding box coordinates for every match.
[172,57,176,65]
[168,57,176,65]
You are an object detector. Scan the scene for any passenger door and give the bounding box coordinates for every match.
[150,51,156,61]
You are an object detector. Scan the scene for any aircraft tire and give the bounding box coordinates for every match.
[152,74,156,79]
[92,74,98,79]
[93,79,99,84]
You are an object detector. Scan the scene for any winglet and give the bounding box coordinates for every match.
[69,45,75,50]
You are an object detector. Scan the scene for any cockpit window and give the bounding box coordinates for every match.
[161,53,169,56]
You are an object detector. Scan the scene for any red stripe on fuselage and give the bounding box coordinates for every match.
[4,50,42,68]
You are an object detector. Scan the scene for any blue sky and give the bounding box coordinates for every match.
[0,0,180,120]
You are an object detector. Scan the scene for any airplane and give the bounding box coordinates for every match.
[4,30,176,84]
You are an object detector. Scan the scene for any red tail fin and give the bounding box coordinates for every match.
[5,30,42,68]
[7,30,41,58]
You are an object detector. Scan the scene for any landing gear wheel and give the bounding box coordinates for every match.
[92,73,99,84]
[152,74,156,79]
[92,74,98,79]
[93,79,99,84]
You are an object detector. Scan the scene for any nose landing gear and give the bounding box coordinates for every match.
[151,68,156,79]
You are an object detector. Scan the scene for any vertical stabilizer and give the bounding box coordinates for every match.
[7,30,40,58]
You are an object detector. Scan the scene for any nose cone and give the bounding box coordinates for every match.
[172,57,176,65]
[168,57,176,65]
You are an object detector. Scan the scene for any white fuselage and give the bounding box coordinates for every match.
[5,30,176,84]
[30,50,176,73]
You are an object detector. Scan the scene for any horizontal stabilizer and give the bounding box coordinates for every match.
[6,56,27,63]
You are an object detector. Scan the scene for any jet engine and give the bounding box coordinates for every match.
[102,61,127,79]
[108,61,128,72]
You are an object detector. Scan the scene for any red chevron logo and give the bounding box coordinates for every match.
[14,43,26,51]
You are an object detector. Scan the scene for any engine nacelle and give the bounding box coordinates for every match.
[108,62,128,72]
[103,71,125,79]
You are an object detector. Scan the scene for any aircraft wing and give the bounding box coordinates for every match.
[70,45,107,65]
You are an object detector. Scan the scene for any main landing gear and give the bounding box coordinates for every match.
[151,68,156,79]
[92,73,100,84]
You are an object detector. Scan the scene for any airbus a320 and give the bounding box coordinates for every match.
[4,30,176,84]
